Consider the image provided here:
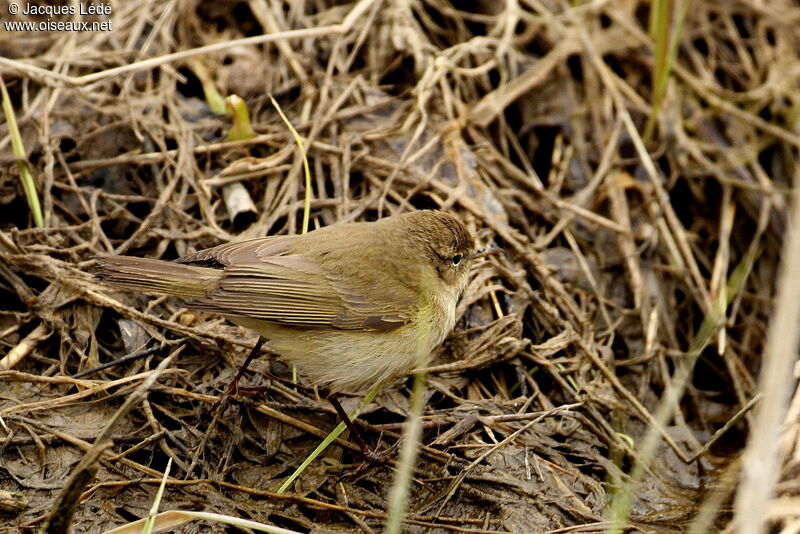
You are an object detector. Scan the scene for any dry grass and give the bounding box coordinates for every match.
[1,0,798,532]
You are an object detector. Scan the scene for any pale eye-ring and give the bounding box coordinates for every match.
[451,254,463,266]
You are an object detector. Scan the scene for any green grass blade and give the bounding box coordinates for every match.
[0,74,43,227]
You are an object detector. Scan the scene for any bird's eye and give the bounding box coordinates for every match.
[451,254,463,266]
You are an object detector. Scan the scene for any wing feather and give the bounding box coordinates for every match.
[182,238,415,331]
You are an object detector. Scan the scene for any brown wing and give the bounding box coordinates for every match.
[176,236,293,267]
[179,237,414,331]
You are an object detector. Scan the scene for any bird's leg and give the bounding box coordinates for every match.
[328,395,387,463]
[227,336,267,396]
[211,337,266,413]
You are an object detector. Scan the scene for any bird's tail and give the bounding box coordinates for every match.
[95,256,220,300]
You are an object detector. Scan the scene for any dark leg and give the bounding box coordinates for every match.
[211,337,266,413]
[227,337,266,395]
[329,395,385,463]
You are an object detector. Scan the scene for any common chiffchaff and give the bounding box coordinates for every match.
[96,210,477,392]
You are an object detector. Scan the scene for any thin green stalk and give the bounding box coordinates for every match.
[384,370,427,534]
[605,245,757,533]
[643,0,670,143]
[270,95,311,235]
[643,0,689,143]
[142,458,172,534]
[0,74,43,227]
[269,94,313,384]
[191,58,226,115]
[605,318,714,534]
[276,384,382,494]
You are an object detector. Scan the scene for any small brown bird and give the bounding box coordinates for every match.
[96,210,477,393]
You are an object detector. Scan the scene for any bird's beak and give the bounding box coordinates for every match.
[475,245,503,259]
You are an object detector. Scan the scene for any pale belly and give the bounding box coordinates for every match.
[226,300,456,393]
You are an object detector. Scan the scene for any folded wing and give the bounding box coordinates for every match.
[179,238,414,331]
